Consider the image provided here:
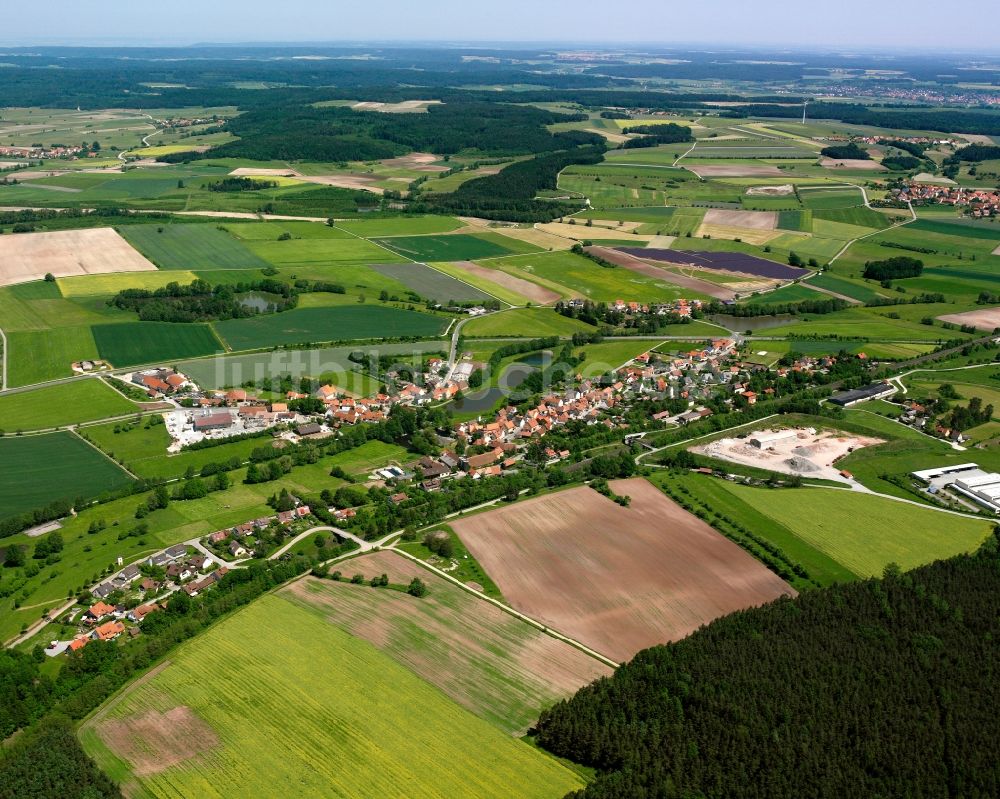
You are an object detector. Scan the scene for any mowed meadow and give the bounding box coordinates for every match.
[285,550,611,733]
[80,595,585,799]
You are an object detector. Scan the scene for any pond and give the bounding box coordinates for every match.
[238,291,283,313]
[515,350,553,368]
[449,362,536,414]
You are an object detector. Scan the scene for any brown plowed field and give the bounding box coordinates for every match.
[282,550,609,733]
[703,209,777,230]
[0,228,157,287]
[452,479,795,662]
[687,164,784,177]
[450,260,562,304]
[586,247,738,300]
[938,307,1000,331]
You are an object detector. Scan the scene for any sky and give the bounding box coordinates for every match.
[4,0,1000,52]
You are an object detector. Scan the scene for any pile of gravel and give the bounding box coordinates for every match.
[784,456,820,473]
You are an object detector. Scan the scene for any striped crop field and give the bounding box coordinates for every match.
[80,594,584,799]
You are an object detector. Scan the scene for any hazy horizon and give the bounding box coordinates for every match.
[2,0,997,52]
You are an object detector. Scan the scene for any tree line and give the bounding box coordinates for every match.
[535,536,1000,798]
[0,556,312,797]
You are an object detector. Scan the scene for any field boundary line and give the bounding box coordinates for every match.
[421,261,515,308]
[389,547,620,669]
[68,426,139,480]
[0,325,6,391]
[331,223,419,264]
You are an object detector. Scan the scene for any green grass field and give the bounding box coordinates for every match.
[718,483,993,577]
[0,432,133,521]
[284,554,606,733]
[82,420,264,481]
[0,379,138,432]
[92,322,223,367]
[813,207,898,229]
[764,307,969,341]
[58,270,202,297]
[80,595,583,799]
[798,187,866,210]
[6,326,100,386]
[487,251,697,303]
[214,306,448,350]
[120,224,273,270]
[373,233,513,261]
[246,235,406,269]
[748,283,827,305]
[805,272,883,302]
[906,218,1000,241]
[334,215,464,237]
[655,473,857,586]
[463,308,597,337]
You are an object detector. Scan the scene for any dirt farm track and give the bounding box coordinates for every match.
[452,479,795,662]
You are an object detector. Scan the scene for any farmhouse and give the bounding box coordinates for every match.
[829,383,897,407]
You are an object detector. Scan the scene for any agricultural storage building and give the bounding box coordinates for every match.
[193,410,234,432]
[749,429,801,449]
[829,383,897,407]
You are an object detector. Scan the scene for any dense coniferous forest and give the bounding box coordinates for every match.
[536,537,1000,798]
[619,123,694,148]
[163,103,595,164]
[862,256,924,281]
[0,715,122,799]
[946,144,1000,163]
[819,142,870,160]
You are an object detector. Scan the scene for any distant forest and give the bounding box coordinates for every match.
[163,102,598,163]
[536,536,1000,798]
